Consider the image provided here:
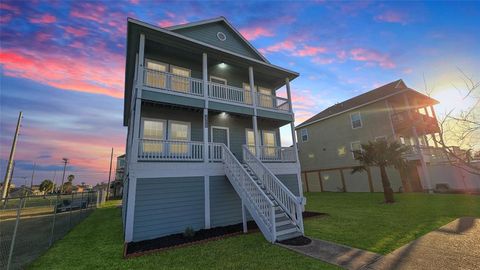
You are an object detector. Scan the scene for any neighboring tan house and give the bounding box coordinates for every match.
[296,80,449,193]
[122,17,304,244]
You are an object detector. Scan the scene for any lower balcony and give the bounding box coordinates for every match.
[137,139,296,163]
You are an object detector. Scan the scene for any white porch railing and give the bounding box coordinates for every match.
[258,146,296,162]
[208,82,252,105]
[256,93,290,112]
[138,139,204,161]
[222,144,276,242]
[144,69,204,96]
[243,146,303,233]
[209,142,223,161]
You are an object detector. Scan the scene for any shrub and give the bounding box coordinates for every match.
[183,226,195,238]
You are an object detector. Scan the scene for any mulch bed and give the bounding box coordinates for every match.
[124,211,326,257]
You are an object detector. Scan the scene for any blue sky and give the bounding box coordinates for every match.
[1,0,479,185]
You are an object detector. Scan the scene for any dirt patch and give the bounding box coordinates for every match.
[278,236,312,246]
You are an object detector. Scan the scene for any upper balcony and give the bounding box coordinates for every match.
[142,68,291,113]
[391,110,440,135]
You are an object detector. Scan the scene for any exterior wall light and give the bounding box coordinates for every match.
[219,62,227,68]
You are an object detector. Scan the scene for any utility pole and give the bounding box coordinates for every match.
[2,111,23,202]
[30,162,36,189]
[5,161,15,199]
[60,158,68,194]
[106,148,114,200]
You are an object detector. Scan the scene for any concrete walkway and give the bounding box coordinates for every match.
[279,217,480,270]
[364,217,480,270]
[278,239,382,270]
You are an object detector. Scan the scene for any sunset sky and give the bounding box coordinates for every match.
[1,0,479,186]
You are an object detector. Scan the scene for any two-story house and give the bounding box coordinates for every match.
[296,80,444,193]
[122,17,304,245]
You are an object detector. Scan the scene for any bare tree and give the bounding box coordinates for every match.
[424,69,479,175]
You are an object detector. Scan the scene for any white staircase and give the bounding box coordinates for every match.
[221,144,304,243]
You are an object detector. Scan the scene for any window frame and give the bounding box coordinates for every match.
[350,112,363,129]
[145,59,168,72]
[350,141,362,159]
[209,76,227,85]
[300,128,308,142]
[245,128,255,146]
[141,118,167,140]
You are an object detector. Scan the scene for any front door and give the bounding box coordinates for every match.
[211,127,229,147]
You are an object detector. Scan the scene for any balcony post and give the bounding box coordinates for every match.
[131,33,145,163]
[285,77,293,113]
[137,33,145,98]
[249,66,260,157]
[385,100,397,140]
[203,53,209,163]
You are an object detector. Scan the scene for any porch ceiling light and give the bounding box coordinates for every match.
[220,112,228,118]
[219,62,227,68]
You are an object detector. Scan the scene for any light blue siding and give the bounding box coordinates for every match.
[172,21,265,61]
[276,174,300,196]
[209,176,243,227]
[133,177,205,241]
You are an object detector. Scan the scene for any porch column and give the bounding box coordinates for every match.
[131,33,145,164]
[404,93,433,193]
[385,100,397,140]
[286,78,304,199]
[203,53,209,163]
[249,66,260,157]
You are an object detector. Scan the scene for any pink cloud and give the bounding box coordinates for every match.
[350,48,396,69]
[29,14,56,24]
[64,26,88,37]
[0,48,124,98]
[312,56,335,65]
[158,18,188,28]
[293,45,327,56]
[375,11,409,25]
[35,32,52,42]
[259,40,296,54]
[70,3,106,23]
[130,0,140,4]
[239,26,274,40]
[0,14,12,23]
[0,3,20,14]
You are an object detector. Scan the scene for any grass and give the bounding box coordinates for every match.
[29,200,338,270]
[304,192,480,254]
[30,193,480,269]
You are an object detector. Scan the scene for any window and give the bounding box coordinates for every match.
[145,59,167,88]
[350,112,362,129]
[217,32,226,41]
[246,129,255,154]
[300,128,308,142]
[142,119,166,153]
[262,130,277,158]
[351,141,362,159]
[258,87,273,108]
[168,121,190,154]
[210,76,227,85]
[170,65,191,93]
[243,83,256,105]
[399,136,406,145]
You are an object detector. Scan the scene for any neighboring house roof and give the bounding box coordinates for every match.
[166,16,270,63]
[296,79,439,129]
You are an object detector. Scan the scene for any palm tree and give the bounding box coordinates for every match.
[39,179,54,197]
[67,174,75,183]
[352,140,410,203]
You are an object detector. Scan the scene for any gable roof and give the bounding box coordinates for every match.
[296,79,439,129]
[166,16,270,63]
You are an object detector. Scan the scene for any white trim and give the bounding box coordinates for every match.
[124,175,137,242]
[350,112,363,129]
[209,76,227,85]
[375,136,387,141]
[204,175,210,229]
[350,141,362,159]
[210,126,230,148]
[127,18,299,76]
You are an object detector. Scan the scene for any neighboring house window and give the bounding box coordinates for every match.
[168,121,190,154]
[350,112,363,129]
[399,136,406,145]
[142,119,166,153]
[300,128,308,142]
[210,76,227,85]
[170,65,191,93]
[145,59,167,88]
[351,141,362,159]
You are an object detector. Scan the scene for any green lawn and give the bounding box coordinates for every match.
[304,192,480,254]
[30,193,480,269]
[29,200,338,270]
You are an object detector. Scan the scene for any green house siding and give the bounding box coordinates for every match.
[209,176,243,227]
[276,174,300,196]
[172,22,264,61]
[133,177,205,241]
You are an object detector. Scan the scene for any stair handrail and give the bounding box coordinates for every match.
[242,145,303,231]
[221,144,276,242]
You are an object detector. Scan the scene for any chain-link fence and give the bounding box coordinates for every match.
[0,191,101,270]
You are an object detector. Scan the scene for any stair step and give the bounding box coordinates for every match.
[276,227,299,236]
[276,223,296,231]
[276,219,292,227]
[276,231,303,242]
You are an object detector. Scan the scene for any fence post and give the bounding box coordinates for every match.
[7,197,24,270]
[96,191,100,207]
[69,193,74,228]
[80,192,84,217]
[49,194,59,247]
